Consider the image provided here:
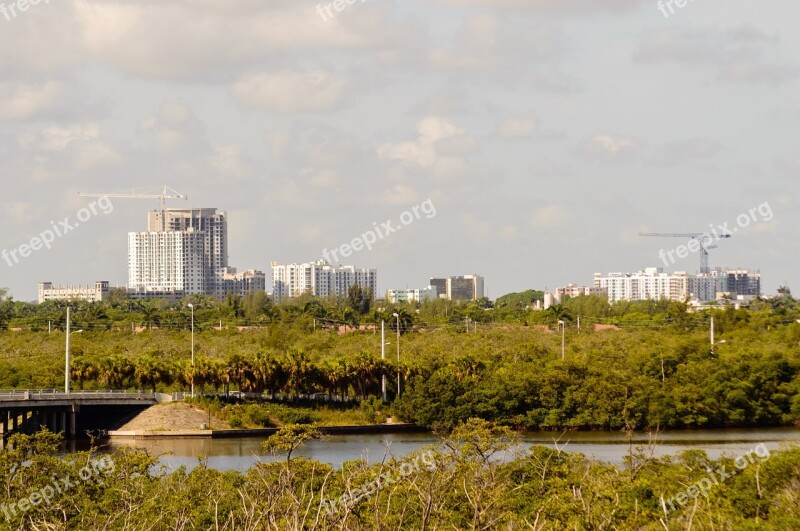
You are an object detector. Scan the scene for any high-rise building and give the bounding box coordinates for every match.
[38,281,109,304]
[128,208,263,298]
[429,275,484,301]
[271,260,377,303]
[148,209,229,296]
[429,278,447,299]
[128,231,205,295]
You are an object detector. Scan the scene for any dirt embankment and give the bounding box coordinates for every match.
[118,402,229,432]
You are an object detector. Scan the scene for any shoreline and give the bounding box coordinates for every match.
[108,423,425,440]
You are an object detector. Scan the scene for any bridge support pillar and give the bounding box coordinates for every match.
[60,411,66,437]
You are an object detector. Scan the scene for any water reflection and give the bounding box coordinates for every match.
[102,428,800,472]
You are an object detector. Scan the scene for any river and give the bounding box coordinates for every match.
[102,427,800,472]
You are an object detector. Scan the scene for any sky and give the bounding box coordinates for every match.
[0,0,798,302]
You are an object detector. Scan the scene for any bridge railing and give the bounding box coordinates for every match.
[0,390,155,401]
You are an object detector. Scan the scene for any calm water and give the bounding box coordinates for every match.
[104,428,800,472]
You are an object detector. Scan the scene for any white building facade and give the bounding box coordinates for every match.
[271,260,377,303]
[386,287,438,304]
[593,267,761,303]
[128,231,205,295]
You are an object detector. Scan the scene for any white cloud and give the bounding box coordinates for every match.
[531,204,570,229]
[378,116,475,167]
[0,82,63,121]
[497,116,536,139]
[581,134,638,161]
[231,71,348,114]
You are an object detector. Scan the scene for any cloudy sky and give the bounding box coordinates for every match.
[1,0,798,301]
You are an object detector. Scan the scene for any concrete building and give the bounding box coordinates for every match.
[128,207,261,299]
[148,208,229,296]
[38,281,109,304]
[429,275,485,301]
[128,230,206,295]
[554,284,608,302]
[221,268,267,296]
[593,268,691,303]
[271,260,377,303]
[386,287,438,304]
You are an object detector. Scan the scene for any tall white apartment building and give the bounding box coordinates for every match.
[38,281,109,304]
[148,209,229,296]
[128,231,205,295]
[271,260,377,303]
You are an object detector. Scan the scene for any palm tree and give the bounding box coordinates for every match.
[544,304,573,325]
[140,305,160,330]
[70,359,99,390]
[389,308,414,335]
[283,349,315,400]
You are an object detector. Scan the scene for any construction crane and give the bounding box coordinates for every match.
[639,232,732,273]
[77,185,188,231]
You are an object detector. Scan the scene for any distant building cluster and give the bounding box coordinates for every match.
[592,267,761,303]
[38,281,109,304]
[271,260,377,304]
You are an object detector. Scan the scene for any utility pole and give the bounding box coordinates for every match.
[393,313,401,399]
[710,316,715,352]
[558,320,565,361]
[381,320,387,403]
[65,307,70,393]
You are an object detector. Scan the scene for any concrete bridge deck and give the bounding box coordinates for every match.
[0,390,157,442]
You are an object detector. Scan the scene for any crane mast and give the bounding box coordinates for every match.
[639,232,732,273]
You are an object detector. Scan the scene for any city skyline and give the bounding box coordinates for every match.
[1,1,798,301]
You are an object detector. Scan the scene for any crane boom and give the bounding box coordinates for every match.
[77,185,188,231]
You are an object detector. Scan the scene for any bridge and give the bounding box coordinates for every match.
[0,390,157,443]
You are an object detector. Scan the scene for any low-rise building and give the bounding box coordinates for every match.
[386,287,438,304]
[38,281,109,304]
[221,268,266,296]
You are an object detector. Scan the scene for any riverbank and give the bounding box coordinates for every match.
[109,423,423,439]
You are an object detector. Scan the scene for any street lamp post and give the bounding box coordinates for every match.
[393,313,400,399]
[558,320,565,361]
[64,306,83,394]
[188,303,195,399]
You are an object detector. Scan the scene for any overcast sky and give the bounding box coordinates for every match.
[1,0,798,302]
